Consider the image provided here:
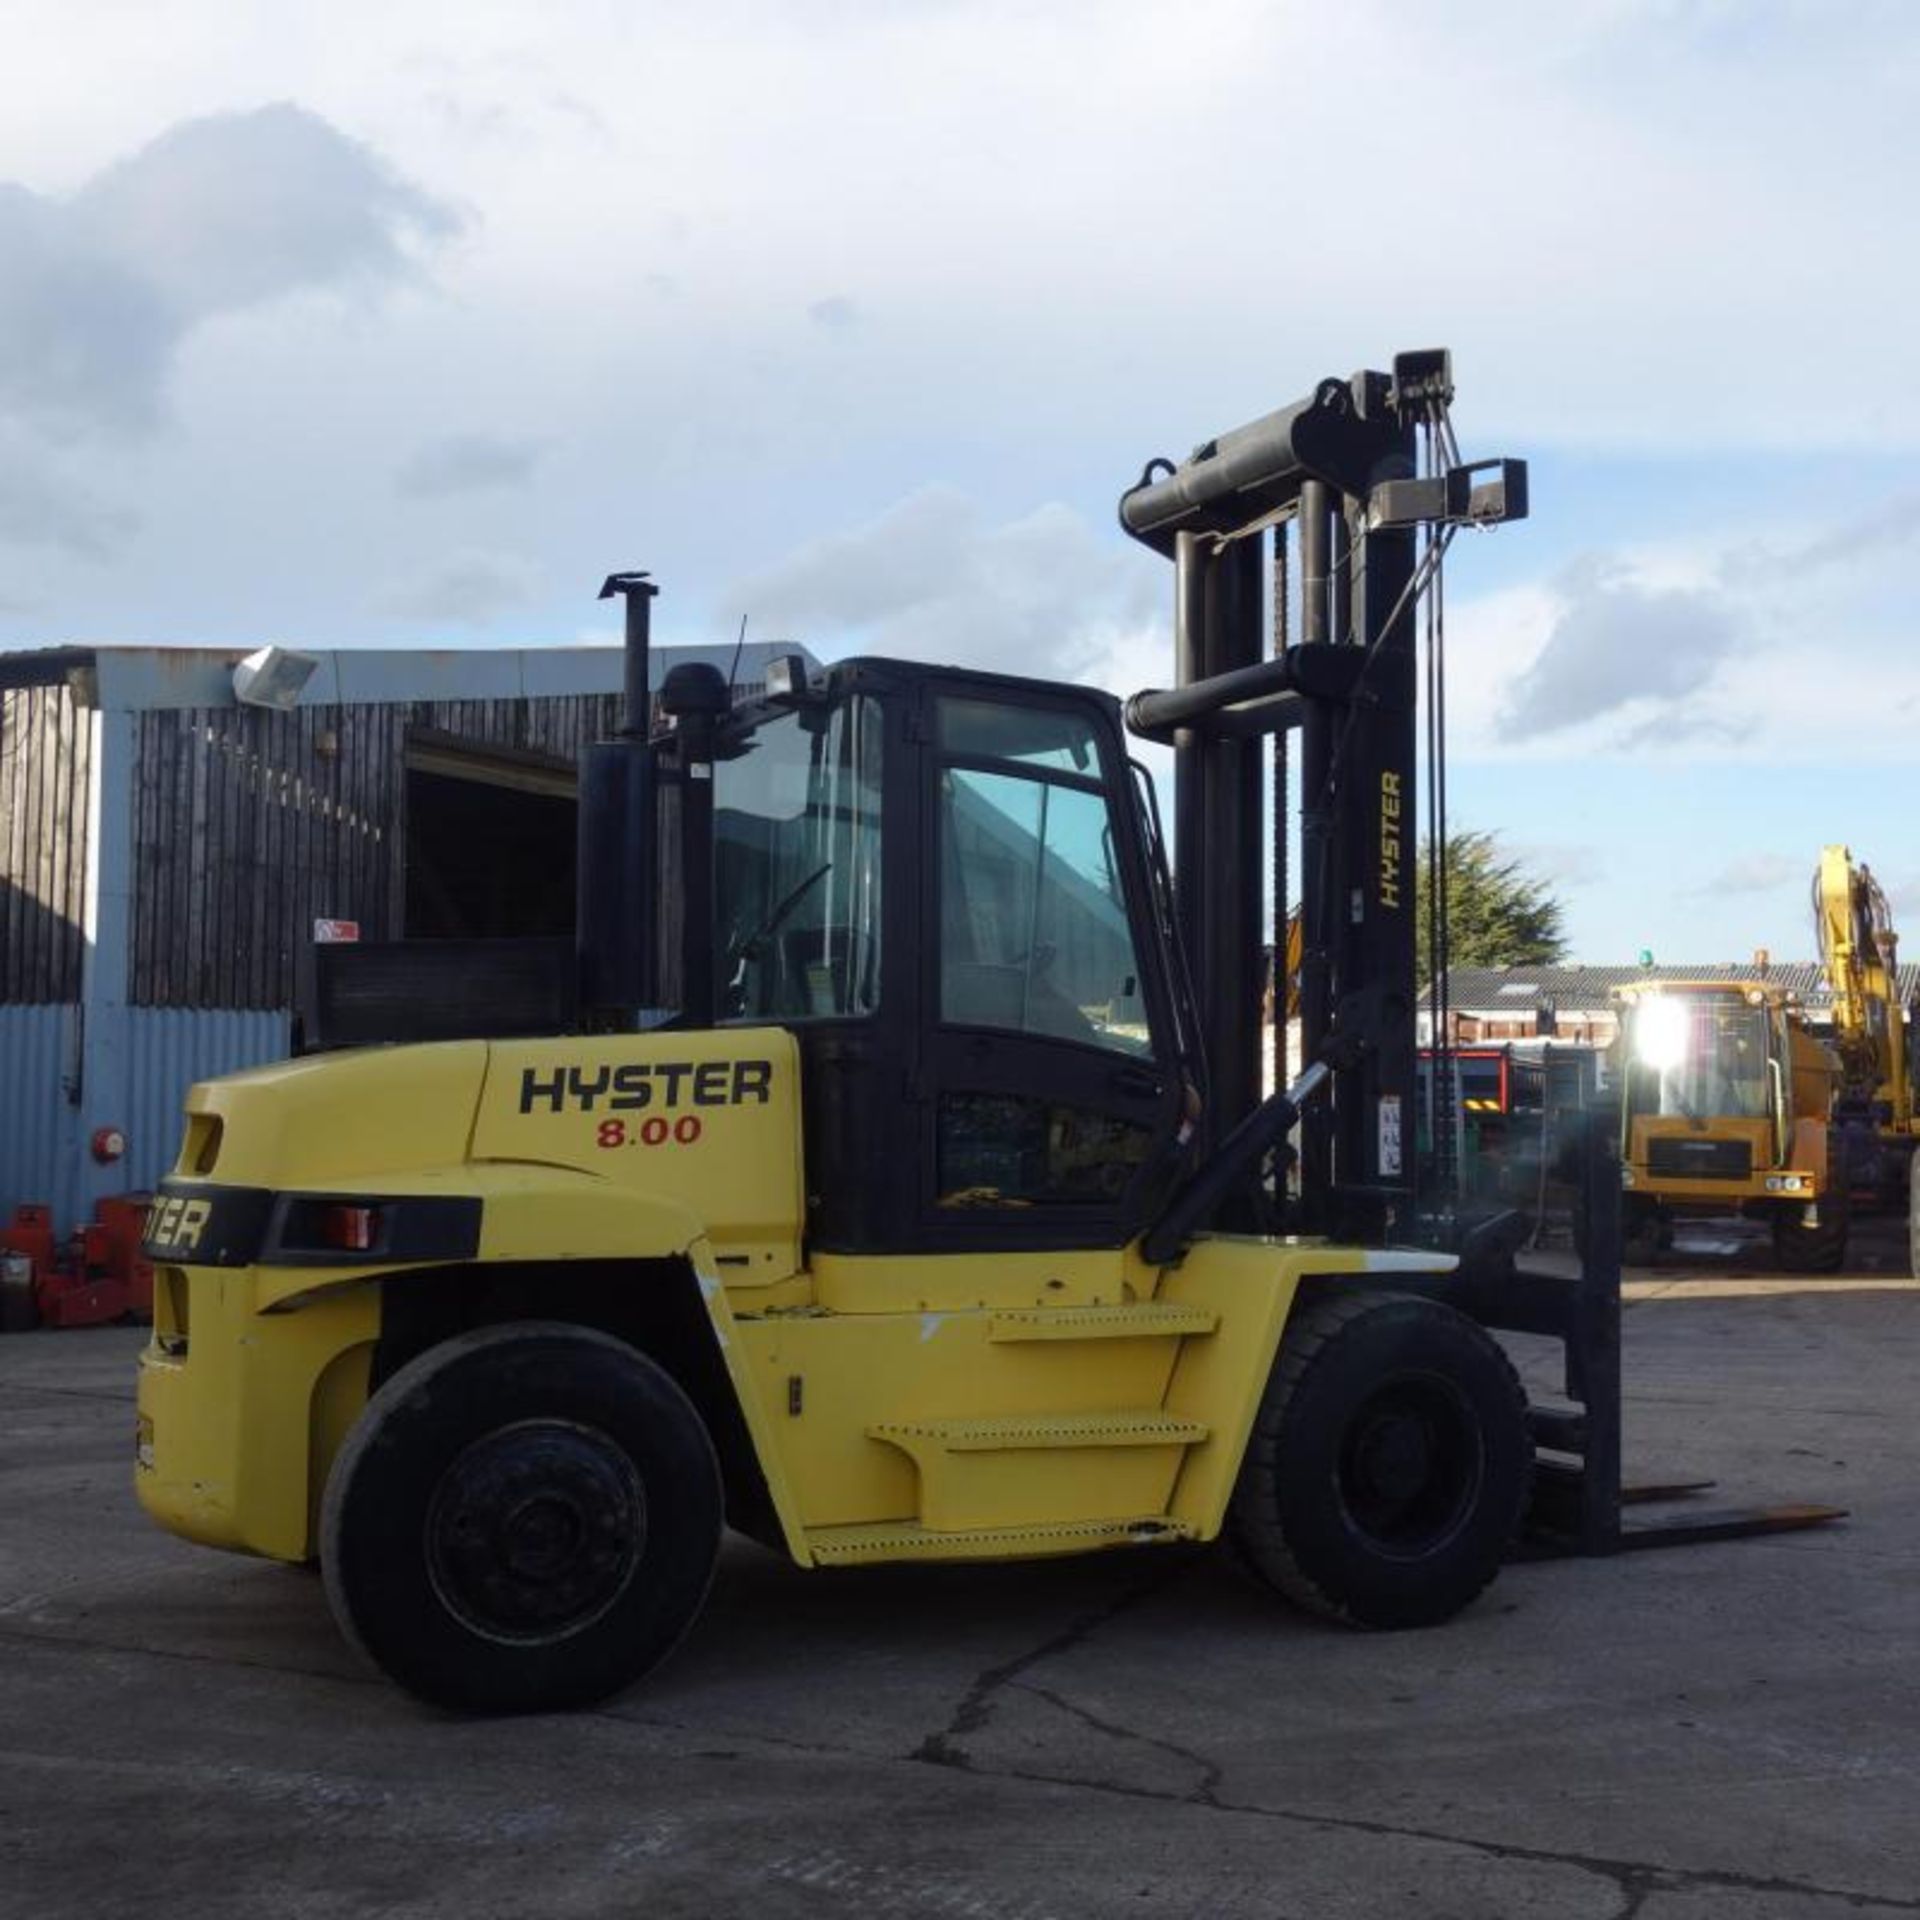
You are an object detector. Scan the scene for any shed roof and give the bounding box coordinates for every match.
[1424,960,1920,1016]
[0,641,818,713]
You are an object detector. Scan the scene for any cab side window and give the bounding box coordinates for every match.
[935,699,1154,1059]
[714,697,884,1021]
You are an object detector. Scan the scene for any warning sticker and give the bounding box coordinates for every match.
[1378,1094,1403,1178]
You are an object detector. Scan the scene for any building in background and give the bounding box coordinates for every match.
[0,639,810,1228]
[1420,960,1920,1052]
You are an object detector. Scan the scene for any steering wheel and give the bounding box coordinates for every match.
[725,863,832,1014]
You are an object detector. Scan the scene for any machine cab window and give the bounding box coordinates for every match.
[936,698,1154,1059]
[1624,991,1774,1123]
[713,694,885,1022]
[925,690,1176,1228]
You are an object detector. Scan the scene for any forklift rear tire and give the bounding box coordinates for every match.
[1772,1189,1849,1275]
[1228,1291,1530,1630]
[321,1321,722,1714]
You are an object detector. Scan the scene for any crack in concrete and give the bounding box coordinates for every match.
[936,1751,1920,1916]
[905,1557,1194,1770]
[891,1560,1915,1916]
[0,1619,386,1693]
[1008,1678,1223,1807]
[9,1602,1915,1914]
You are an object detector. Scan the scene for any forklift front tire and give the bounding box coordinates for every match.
[1228,1291,1530,1630]
[321,1321,723,1713]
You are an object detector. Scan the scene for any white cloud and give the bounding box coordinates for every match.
[1446,487,1920,767]
[0,104,459,441]
[807,296,859,333]
[1498,557,1741,740]
[1508,840,1607,889]
[1696,854,1805,897]
[374,549,540,627]
[0,1,1916,655]
[727,485,1163,690]
[396,433,542,499]
[0,443,138,558]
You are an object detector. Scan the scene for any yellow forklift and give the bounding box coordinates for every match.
[137,353,1839,1711]
[1611,978,1845,1270]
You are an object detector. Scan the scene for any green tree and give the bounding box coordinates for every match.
[1415,830,1566,985]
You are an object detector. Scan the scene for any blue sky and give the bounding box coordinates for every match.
[1,0,1914,964]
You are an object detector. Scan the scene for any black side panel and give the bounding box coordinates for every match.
[299,937,575,1050]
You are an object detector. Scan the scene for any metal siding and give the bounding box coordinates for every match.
[0,1003,76,1222]
[0,1003,287,1228]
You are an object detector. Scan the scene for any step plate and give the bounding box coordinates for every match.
[808,1515,1197,1566]
[871,1411,1209,1452]
[988,1303,1218,1343]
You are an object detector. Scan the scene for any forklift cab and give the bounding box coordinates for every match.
[685,659,1192,1257]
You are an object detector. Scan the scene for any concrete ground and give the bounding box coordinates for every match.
[2,1225,1916,1920]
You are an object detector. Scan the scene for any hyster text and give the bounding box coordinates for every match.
[519,1058,775,1115]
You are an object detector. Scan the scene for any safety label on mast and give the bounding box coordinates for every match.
[1378,1094,1403,1177]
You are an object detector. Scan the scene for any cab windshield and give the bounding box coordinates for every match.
[713,697,884,1021]
[1623,993,1773,1121]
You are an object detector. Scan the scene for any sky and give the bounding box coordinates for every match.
[1,0,1915,964]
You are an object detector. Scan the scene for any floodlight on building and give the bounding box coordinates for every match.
[232,645,319,711]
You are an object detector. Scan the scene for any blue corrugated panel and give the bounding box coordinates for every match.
[0,1004,76,1223]
[0,1004,290,1229]
[126,1008,291,1195]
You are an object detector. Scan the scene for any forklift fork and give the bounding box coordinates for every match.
[1460,1121,1846,1557]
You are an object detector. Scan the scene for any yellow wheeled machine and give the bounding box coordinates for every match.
[1610,979,1845,1271]
[138,354,1840,1711]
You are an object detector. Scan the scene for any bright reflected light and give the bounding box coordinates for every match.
[1633,996,1691,1072]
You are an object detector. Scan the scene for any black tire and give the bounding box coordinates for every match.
[0,1276,38,1334]
[1908,1152,1919,1281]
[1228,1291,1531,1630]
[1772,1186,1849,1275]
[321,1321,722,1713]
[1620,1201,1662,1268]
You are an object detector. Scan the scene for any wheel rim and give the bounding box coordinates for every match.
[426,1420,647,1645]
[1335,1372,1485,1561]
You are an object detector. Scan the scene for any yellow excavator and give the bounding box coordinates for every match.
[1610,978,1845,1270]
[1812,845,1919,1272]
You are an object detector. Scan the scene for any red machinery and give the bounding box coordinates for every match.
[0,1196,155,1331]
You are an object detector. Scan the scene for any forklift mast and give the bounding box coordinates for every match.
[1119,351,1526,1242]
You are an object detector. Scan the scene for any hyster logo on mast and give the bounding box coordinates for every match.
[1379,771,1403,909]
